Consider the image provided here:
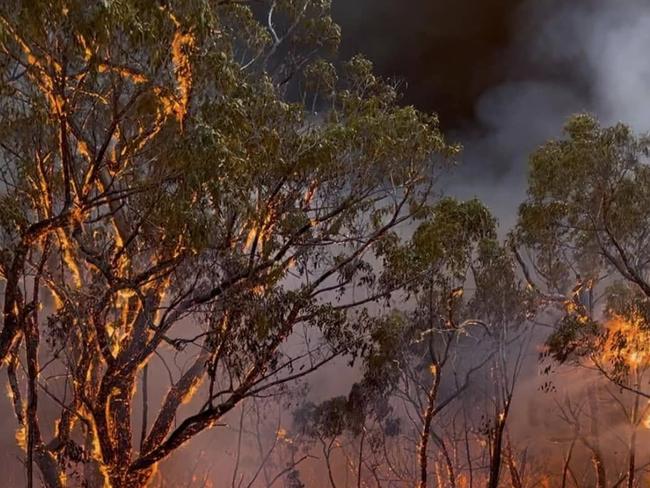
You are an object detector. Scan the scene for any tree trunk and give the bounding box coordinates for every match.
[587,387,607,488]
[103,466,154,488]
[627,392,640,488]
[487,407,509,488]
[417,363,441,488]
[505,438,523,488]
[627,431,637,488]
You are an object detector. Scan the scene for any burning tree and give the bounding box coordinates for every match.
[513,114,650,487]
[0,1,458,486]
[513,114,650,400]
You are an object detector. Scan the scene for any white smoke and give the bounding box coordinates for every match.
[525,0,650,129]
[449,0,650,229]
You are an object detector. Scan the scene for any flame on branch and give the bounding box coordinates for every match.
[600,313,650,371]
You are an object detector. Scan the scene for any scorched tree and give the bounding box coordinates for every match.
[0,1,459,487]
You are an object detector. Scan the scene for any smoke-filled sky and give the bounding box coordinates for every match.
[333,0,525,128]
[333,0,650,228]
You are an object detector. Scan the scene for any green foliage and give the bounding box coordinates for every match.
[469,239,532,325]
[515,114,650,293]
[545,314,599,363]
[376,198,496,294]
[412,198,496,272]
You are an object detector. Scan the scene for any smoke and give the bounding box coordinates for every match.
[443,1,650,480]
[447,0,650,230]
[332,0,523,124]
[520,0,650,130]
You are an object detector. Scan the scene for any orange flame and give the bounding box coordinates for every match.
[601,313,650,370]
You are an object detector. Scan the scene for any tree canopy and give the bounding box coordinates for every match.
[0,1,467,486]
